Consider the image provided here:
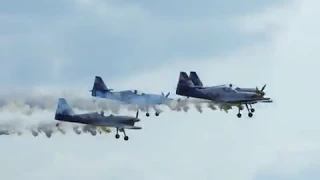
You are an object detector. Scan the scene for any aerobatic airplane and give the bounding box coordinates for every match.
[54,98,141,140]
[190,71,268,96]
[176,71,273,118]
[90,76,174,117]
[188,71,271,112]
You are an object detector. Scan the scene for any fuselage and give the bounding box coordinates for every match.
[176,86,268,103]
[93,90,171,106]
[55,112,140,127]
[234,87,258,93]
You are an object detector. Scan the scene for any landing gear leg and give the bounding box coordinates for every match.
[237,106,242,118]
[155,112,159,116]
[249,104,255,113]
[246,104,253,118]
[115,128,120,139]
[146,106,150,117]
[122,129,129,141]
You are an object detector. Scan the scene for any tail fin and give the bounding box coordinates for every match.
[91,76,112,96]
[176,72,194,94]
[55,98,75,115]
[189,71,203,87]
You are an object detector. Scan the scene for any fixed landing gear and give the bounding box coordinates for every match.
[115,128,129,141]
[146,112,160,116]
[237,104,255,118]
[237,105,242,118]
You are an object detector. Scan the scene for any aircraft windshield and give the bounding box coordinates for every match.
[222,87,237,93]
[227,84,240,91]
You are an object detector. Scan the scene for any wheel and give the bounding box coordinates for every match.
[115,134,120,139]
[250,108,255,113]
[248,112,253,117]
[155,112,159,116]
[237,113,242,118]
[146,112,150,117]
[56,123,59,127]
[124,136,129,141]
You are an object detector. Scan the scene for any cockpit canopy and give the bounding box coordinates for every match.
[122,89,145,95]
[222,87,237,93]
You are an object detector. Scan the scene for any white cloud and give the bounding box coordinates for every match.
[2,0,320,179]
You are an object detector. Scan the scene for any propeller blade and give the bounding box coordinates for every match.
[161,92,164,96]
[261,84,266,91]
[165,92,170,97]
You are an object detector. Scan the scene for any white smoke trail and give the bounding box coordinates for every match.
[0,88,222,115]
[0,89,124,114]
[0,112,112,137]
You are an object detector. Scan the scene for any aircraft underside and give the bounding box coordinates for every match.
[235,103,255,118]
[115,127,129,141]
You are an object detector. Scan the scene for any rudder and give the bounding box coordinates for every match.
[189,71,203,87]
[176,71,194,94]
[91,76,110,96]
[55,98,75,115]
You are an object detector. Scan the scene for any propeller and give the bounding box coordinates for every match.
[161,92,170,97]
[135,109,139,118]
[256,84,266,96]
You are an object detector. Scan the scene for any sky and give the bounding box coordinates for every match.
[1,0,320,179]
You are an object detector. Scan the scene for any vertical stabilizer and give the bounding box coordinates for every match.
[178,71,194,87]
[55,98,75,115]
[176,71,194,94]
[91,76,111,96]
[189,71,203,87]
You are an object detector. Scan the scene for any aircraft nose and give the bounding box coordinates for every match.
[135,118,140,122]
[130,117,140,122]
[251,94,262,98]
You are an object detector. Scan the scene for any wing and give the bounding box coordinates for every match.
[222,98,273,104]
[92,121,142,130]
[120,125,142,130]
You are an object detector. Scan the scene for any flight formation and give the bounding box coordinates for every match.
[0,71,272,139]
[52,71,273,141]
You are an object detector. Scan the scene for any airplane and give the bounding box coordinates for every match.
[190,71,267,95]
[176,71,273,118]
[90,76,174,117]
[54,98,141,141]
[188,71,270,111]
